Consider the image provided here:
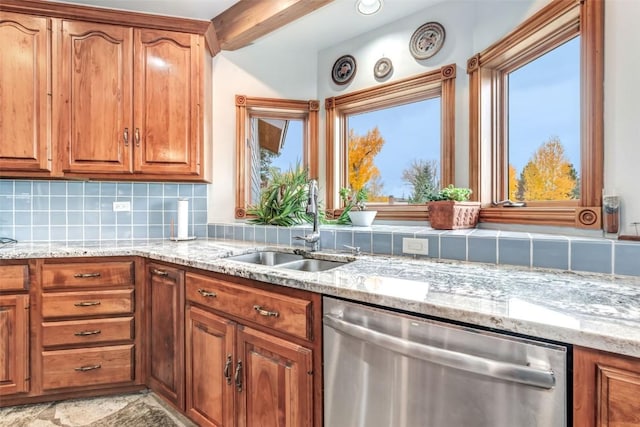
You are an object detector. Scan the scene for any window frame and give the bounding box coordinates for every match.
[467,0,604,229]
[325,64,457,221]
[235,95,319,219]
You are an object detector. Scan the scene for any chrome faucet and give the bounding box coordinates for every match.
[295,179,320,251]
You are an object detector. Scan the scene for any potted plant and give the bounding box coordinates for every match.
[339,187,377,226]
[427,185,480,230]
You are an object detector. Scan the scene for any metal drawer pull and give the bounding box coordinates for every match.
[324,314,557,390]
[197,289,217,298]
[253,305,279,317]
[123,127,129,146]
[223,355,232,385]
[234,360,242,392]
[74,329,101,336]
[74,364,102,372]
[74,301,101,307]
[135,128,141,147]
[74,272,101,278]
[152,269,169,276]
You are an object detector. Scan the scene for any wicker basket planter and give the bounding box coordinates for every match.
[427,201,480,230]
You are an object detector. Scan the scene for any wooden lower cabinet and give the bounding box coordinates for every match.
[146,262,185,410]
[0,294,30,396]
[574,346,640,427]
[184,272,321,427]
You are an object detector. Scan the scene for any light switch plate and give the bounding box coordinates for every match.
[112,201,131,212]
[402,237,429,255]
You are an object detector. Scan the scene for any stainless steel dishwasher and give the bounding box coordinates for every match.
[323,297,568,427]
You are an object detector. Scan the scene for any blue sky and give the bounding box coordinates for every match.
[269,119,304,172]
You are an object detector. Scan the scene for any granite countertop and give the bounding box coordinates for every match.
[2,239,639,358]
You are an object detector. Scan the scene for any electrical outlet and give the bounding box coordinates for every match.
[402,237,429,255]
[112,201,131,212]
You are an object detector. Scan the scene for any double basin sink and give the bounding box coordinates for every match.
[224,250,351,272]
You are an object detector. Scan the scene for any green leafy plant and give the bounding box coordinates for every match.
[330,187,368,225]
[429,185,473,202]
[247,166,313,226]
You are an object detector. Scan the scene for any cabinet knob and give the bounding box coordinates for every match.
[74,301,101,307]
[235,360,243,392]
[135,128,141,147]
[197,288,217,298]
[74,364,102,372]
[74,272,101,278]
[253,305,279,318]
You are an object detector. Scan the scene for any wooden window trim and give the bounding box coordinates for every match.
[468,0,604,229]
[235,95,319,219]
[325,64,456,222]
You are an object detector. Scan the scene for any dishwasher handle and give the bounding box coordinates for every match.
[324,313,556,390]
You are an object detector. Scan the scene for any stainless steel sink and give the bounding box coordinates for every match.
[278,258,348,272]
[225,250,351,272]
[225,251,303,266]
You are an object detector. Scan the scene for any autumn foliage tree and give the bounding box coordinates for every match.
[517,137,577,201]
[348,127,385,196]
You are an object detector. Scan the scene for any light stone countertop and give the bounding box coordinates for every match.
[1,239,639,358]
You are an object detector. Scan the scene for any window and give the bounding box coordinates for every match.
[467,0,603,228]
[325,64,456,221]
[235,96,319,218]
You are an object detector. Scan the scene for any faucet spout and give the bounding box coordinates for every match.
[295,179,320,251]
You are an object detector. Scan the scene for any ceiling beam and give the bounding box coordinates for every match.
[212,0,333,51]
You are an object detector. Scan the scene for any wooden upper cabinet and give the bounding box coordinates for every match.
[134,29,201,176]
[60,20,133,174]
[0,12,51,173]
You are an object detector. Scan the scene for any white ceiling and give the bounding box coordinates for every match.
[49,0,444,53]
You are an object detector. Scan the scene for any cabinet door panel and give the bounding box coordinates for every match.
[186,306,235,427]
[0,295,29,395]
[147,263,185,409]
[0,12,50,172]
[134,29,199,175]
[61,20,133,173]
[236,326,313,427]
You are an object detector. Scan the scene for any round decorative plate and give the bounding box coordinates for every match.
[332,55,357,85]
[409,22,445,60]
[373,57,393,79]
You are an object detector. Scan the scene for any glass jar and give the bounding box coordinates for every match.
[602,195,620,234]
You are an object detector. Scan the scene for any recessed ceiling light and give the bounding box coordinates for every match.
[356,0,382,15]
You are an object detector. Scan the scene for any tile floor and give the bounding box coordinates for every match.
[0,390,196,427]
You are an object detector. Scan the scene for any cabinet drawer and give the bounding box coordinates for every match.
[186,273,312,340]
[43,261,134,289]
[0,264,29,291]
[42,289,134,319]
[42,344,134,390]
[42,317,134,347]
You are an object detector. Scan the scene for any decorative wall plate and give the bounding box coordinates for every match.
[409,22,445,60]
[332,55,357,85]
[373,57,393,79]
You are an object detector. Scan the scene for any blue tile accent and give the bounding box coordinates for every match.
[499,237,531,267]
[441,236,466,261]
[14,195,31,210]
[614,243,640,276]
[67,182,83,195]
[277,227,291,245]
[50,212,66,226]
[291,227,309,248]
[254,225,266,243]
[372,232,392,255]
[179,185,193,198]
[149,183,163,196]
[100,182,116,196]
[336,230,353,249]
[117,182,132,196]
[33,181,50,195]
[194,185,207,197]
[234,225,244,241]
[14,181,31,194]
[392,233,414,256]
[163,184,178,197]
[532,239,569,270]
[571,240,612,274]
[354,231,372,254]
[224,224,234,240]
[85,182,100,196]
[0,181,13,195]
[320,229,336,250]
[468,236,497,264]
[265,227,278,244]
[50,181,67,195]
[243,224,255,243]
[50,197,66,210]
[133,183,148,197]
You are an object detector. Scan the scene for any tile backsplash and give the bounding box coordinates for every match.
[0,180,208,242]
[208,222,640,277]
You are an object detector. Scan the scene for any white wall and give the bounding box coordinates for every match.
[210,0,640,236]
[604,0,640,236]
[208,46,318,222]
